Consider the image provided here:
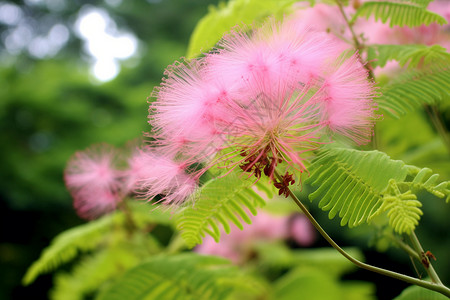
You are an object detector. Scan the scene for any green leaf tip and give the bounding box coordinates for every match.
[175,173,268,248]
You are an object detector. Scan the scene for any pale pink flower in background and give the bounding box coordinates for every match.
[195,212,289,264]
[290,3,351,46]
[292,1,450,52]
[366,1,450,50]
[195,212,316,263]
[289,214,316,247]
[64,144,123,220]
[126,148,198,206]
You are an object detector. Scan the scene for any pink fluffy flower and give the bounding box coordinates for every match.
[320,55,376,144]
[150,60,230,161]
[149,18,376,195]
[126,148,198,206]
[205,20,375,179]
[64,144,123,220]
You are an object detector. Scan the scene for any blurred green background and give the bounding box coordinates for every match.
[1,0,449,299]
[0,0,219,298]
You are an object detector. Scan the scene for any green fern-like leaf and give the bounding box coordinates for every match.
[307,148,448,233]
[378,66,450,118]
[306,148,409,227]
[22,214,119,286]
[353,1,447,27]
[50,245,141,300]
[175,173,267,248]
[404,166,450,202]
[367,44,450,69]
[95,253,264,300]
[50,229,161,300]
[22,201,171,285]
[374,179,423,234]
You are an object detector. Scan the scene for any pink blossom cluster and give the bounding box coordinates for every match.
[195,212,316,264]
[65,18,376,218]
[64,143,197,219]
[65,144,123,220]
[292,1,450,72]
[148,18,376,196]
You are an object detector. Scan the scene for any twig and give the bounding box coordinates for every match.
[274,170,450,297]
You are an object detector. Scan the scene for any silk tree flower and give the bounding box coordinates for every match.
[149,18,376,197]
[64,144,123,220]
[205,20,375,180]
[150,60,232,162]
[126,148,198,206]
[319,55,376,144]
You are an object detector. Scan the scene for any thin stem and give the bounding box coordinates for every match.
[118,200,138,234]
[335,0,375,80]
[371,124,379,150]
[275,171,450,297]
[335,0,379,152]
[389,234,420,261]
[425,105,450,155]
[409,255,423,280]
[336,0,361,49]
[409,231,443,285]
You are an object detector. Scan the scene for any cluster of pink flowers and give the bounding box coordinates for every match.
[64,143,196,219]
[292,1,450,73]
[65,17,376,219]
[65,145,123,220]
[149,18,375,193]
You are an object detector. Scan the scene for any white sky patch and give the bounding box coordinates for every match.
[24,0,66,11]
[0,3,23,26]
[104,0,122,7]
[28,24,69,58]
[75,6,138,82]
[93,59,120,82]
[4,24,33,54]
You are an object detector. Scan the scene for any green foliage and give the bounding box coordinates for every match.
[95,253,264,300]
[254,245,375,300]
[50,244,142,300]
[376,180,423,234]
[394,284,449,299]
[307,148,409,228]
[367,44,450,69]
[272,266,375,300]
[352,1,447,27]
[22,202,171,285]
[186,0,299,58]
[307,148,449,234]
[376,111,450,181]
[369,166,449,233]
[377,66,450,118]
[406,166,450,202]
[22,214,120,286]
[255,242,365,278]
[0,61,150,210]
[175,173,267,248]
